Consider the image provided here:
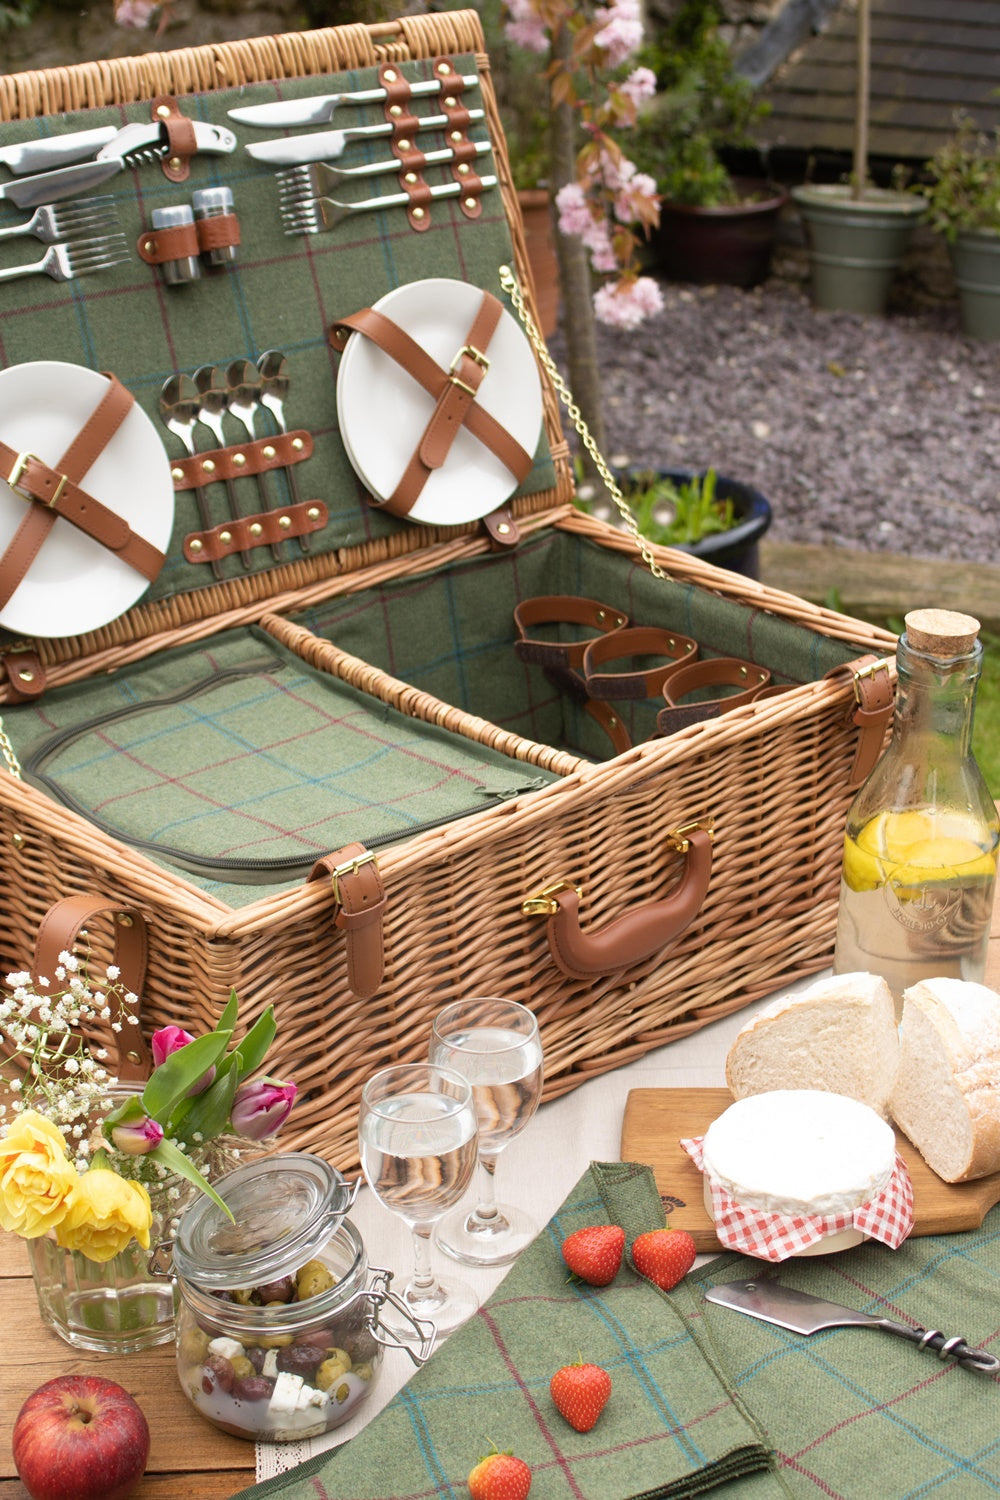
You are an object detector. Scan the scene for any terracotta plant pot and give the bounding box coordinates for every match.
[654,178,789,288]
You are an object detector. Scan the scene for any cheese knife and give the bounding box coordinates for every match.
[229,74,478,127]
[246,108,485,167]
[704,1278,1000,1374]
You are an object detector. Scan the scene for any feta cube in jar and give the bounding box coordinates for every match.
[169,1153,433,1441]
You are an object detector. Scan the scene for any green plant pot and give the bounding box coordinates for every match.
[792,184,927,315]
[949,227,1000,341]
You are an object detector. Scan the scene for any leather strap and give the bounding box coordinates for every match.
[331,296,533,517]
[136,220,200,265]
[184,499,328,564]
[169,430,314,490]
[481,505,519,549]
[32,895,153,1083]
[309,843,386,999]
[582,626,698,701]
[2,647,46,701]
[513,595,628,670]
[196,213,241,253]
[151,95,198,182]
[656,657,772,735]
[0,374,164,611]
[824,653,895,787]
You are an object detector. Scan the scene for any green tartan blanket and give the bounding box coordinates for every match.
[230,1161,1000,1500]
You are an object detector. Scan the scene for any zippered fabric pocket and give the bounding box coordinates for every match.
[17,626,557,897]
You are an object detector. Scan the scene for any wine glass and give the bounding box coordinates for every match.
[358,1061,480,1337]
[429,997,543,1266]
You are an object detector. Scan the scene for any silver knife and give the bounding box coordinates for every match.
[704,1278,1000,1374]
[229,74,479,128]
[0,126,120,174]
[7,120,237,176]
[247,108,485,167]
[0,157,125,210]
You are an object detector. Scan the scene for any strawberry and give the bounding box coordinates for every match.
[561,1224,625,1286]
[630,1227,697,1291]
[467,1447,532,1500]
[550,1358,612,1433]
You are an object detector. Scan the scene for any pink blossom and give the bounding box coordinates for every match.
[151,1025,216,1094]
[621,67,657,108]
[593,276,664,329]
[504,0,549,54]
[231,1079,297,1140]
[592,0,643,68]
[555,182,593,238]
[615,170,658,223]
[110,1115,164,1155]
[114,0,159,28]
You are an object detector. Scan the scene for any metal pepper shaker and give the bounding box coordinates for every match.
[192,186,237,266]
[150,204,201,284]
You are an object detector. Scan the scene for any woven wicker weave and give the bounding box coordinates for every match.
[0,14,898,1171]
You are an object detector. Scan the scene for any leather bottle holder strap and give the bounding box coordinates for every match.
[309,843,386,999]
[0,373,166,612]
[513,595,628,671]
[32,894,154,1083]
[582,626,698,700]
[330,291,534,517]
[656,658,773,736]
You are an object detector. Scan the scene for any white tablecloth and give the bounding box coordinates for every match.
[256,971,817,1480]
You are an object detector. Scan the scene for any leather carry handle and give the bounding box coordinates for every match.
[309,842,386,999]
[32,895,153,1082]
[522,825,713,980]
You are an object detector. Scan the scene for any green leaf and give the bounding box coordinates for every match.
[103,1093,147,1130]
[148,1137,234,1220]
[231,1006,276,1082]
[215,990,240,1036]
[142,1030,233,1123]
[172,1065,239,1146]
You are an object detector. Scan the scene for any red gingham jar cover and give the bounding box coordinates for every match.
[682,1135,914,1262]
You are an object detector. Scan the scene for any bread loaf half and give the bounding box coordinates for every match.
[725,971,898,1117]
[888,977,1000,1183]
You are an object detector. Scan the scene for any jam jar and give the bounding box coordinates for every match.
[167,1152,433,1442]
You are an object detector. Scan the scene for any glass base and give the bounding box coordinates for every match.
[387,1274,479,1343]
[435,1201,538,1267]
[27,1234,177,1353]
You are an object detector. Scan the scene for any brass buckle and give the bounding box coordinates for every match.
[667,819,715,853]
[330,850,376,904]
[448,343,489,397]
[6,451,66,507]
[852,657,892,706]
[521,879,582,918]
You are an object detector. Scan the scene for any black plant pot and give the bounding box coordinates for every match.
[615,467,773,580]
[654,178,789,288]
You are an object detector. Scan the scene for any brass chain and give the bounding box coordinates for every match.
[0,713,23,780]
[499,264,667,581]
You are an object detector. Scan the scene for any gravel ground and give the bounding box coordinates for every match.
[552,253,1000,565]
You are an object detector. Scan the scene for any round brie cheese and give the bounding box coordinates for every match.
[701,1089,896,1217]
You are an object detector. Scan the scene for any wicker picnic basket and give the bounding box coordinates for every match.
[0,11,897,1170]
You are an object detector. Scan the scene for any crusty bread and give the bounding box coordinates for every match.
[888,977,1000,1183]
[725,971,898,1117]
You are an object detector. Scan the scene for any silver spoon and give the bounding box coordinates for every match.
[226,358,282,561]
[159,373,222,579]
[257,350,309,553]
[194,365,251,567]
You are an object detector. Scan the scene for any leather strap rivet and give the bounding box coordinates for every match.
[278,515,292,530]
[11,832,24,849]
[404,172,417,184]
[463,197,477,210]
[384,68,398,82]
[232,452,247,467]
[292,437,304,451]
[201,459,215,473]
[250,522,263,536]
[389,103,402,118]
[457,162,470,175]
[263,445,276,459]
[413,207,425,219]
[219,530,232,545]
[155,103,171,119]
[444,95,456,107]
[307,505,321,520]
[126,1049,143,1064]
[168,156,182,171]
[17,668,34,682]
[449,130,462,143]
[437,61,450,74]
[497,522,510,534]
[171,466,184,481]
[397,137,411,151]
[116,913,133,927]
[189,538,203,553]
[143,238,155,253]
[609,714,618,727]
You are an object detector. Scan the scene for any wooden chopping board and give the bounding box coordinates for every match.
[621,1088,1000,1252]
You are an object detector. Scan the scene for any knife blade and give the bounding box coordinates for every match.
[0,157,125,210]
[0,126,120,175]
[7,120,236,176]
[229,73,479,128]
[246,108,485,167]
[704,1278,1000,1374]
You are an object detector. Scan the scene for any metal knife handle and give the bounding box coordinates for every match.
[0,157,124,210]
[329,174,496,223]
[310,72,479,109]
[0,126,120,175]
[877,1319,1000,1374]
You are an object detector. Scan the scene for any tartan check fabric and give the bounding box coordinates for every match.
[231,1162,1000,1500]
[0,53,556,643]
[681,1137,915,1261]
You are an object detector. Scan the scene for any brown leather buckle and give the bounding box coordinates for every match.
[8,452,66,508]
[329,848,377,905]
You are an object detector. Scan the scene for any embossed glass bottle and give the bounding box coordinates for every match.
[833,609,999,1011]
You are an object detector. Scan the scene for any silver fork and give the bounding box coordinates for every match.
[0,196,118,246]
[281,174,497,236]
[0,232,129,284]
[275,143,492,202]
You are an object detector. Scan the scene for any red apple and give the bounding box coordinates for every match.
[12,1375,150,1500]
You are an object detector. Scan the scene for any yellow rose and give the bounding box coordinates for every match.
[55,1168,153,1263]
[0,1110,79,1239]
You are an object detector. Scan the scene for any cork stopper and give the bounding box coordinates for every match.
[904,609,980,656]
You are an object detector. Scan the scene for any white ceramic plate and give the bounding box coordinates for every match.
[0,361,174,637]
[336,278,543,525]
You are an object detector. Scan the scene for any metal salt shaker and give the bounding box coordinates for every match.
[150,204,201,284]
[192,186,237,266]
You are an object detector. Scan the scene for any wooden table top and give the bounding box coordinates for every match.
[3,884,999,1499]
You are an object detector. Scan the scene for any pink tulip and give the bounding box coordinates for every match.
[231,1080,297,1140]
[110,1115,164,1155]
[151,1025,215,1094]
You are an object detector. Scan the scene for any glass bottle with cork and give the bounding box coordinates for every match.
[833,608,999,1012]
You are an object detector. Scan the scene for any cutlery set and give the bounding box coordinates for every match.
[158,354,324,576]
[0,193,126,284]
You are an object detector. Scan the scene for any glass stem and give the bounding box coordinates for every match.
[410,1225,437,1296]
[471,1154,499,1225]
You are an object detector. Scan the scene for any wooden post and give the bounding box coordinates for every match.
[852,0,871,199]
